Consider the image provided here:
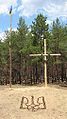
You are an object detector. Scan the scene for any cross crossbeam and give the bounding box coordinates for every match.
[30,39,61,87]
[30,54,61,56]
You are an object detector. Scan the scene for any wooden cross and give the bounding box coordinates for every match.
[30,39,61,87]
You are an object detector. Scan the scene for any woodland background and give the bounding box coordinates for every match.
[0,14,67,85]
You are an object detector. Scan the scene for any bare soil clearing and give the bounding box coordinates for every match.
[0,85,67,119]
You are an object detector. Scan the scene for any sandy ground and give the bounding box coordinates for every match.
[0,84,67,119]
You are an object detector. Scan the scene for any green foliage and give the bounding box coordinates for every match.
[0,41,8,66]
[31,14,49,53]
[0,15,67,77]
[17,17,28,53]
[50,18,67,63]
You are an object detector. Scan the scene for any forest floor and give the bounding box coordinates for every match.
[0,84,67,119]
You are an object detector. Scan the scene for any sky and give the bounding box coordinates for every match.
[0,0,67,40]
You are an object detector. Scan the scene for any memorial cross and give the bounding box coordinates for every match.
[30,39,61,87]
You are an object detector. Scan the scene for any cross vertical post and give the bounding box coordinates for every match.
[44,39,47,87]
